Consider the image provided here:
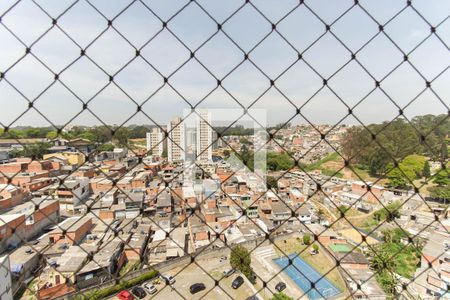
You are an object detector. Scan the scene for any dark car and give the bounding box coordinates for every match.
[189,283,206,294]
[246,296,260,300]
[275,282,286,292]
[232,276,244,289]
[131,286,146,299]
[249,272,257,284]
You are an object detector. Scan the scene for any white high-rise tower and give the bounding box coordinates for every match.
[167,117,185,162]
[196,111,212,162]
[146,127,164,156]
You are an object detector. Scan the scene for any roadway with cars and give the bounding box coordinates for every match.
[112,258,261,299]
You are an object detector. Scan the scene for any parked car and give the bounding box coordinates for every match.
[246,296,260,300]
[249,272,257,284]
[161,274,176,284]
[143,282,157,294]
[232,276,244,289]
[275,282,286,292]
[117,290,134,300]
[223,269,235,277]
[131,286,146,299]
[189,283,206,294]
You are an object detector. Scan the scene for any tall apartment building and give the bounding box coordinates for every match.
[196,111,212,162]
[167,117,185,162]
[146,127,164,156]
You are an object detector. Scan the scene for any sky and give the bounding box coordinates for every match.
[0,0,448,128]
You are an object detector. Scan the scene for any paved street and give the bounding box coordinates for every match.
[111,257,261,299]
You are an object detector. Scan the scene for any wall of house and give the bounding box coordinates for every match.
[0,162,26,173]
[23,201,60,242]
[125,248,141,261]
[0,196,23,210]
[0,215,26,252]
[99,210,115,220]
[341,262,369,270]
[38,283,76,299]
[49,219,92,245]
[23,178,54,192]
[0,256,13,300]
[423,254,440,267]
[43,152,85,166]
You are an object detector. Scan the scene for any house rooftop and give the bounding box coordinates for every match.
[49,216,91,234]
[79,238,122,273]
[156,190,171,207]
[336,251,369,265]
[56,245,91,273]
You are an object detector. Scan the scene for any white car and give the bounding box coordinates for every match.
[161,275,176,285]
[143,282,157,294]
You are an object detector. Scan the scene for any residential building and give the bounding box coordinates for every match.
[0,184,29,210]
[0,199,59,252]
[196,111,212,162]
[0,255,12,300]
[43,151,85,166]
[146,128,164,156]
[167,117,185,162]
[47,217,92,245]
[51,177,90,211]
[413,230,450,297]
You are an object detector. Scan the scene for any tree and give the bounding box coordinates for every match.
[337,205,349,215]
[10,142,52,160]
[387,166,415,188]
[317,209,325,222]
[79,131,96,142]
[240,137,251,145]
[369,151,390,176]
[373,201,401,222]
[239,145,254,171]
[129,125,148,139]
[441,142,449,160]
[266,176,278,190]
[91,126,112,143]
[266,152,294,171]
[433,168,449,186]
[302,234,311,245]
[428,186,450,201]
[369,244,395,275]
[222,149,230,158]
[99,143,115,152]
[46,130,58,139]
[113,127,130,147]
[401,155,426,178]
[312,243,319,253]
[376,270,399,296]
[271,292,293,300]
[230,245,252,279]
[341,115,449,175]
[423,160,431,179]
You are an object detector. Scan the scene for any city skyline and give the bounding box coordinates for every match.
[0,0,448,129]
[0,2,449,300]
